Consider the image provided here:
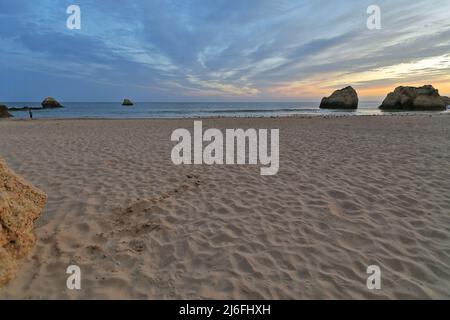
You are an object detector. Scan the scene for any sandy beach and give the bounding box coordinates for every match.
[0,115,449,299]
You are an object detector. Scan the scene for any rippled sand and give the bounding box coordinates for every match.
[0,115,449,299]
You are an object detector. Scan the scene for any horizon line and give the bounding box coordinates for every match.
[3,99,385,104]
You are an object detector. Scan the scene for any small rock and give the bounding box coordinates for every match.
[41,97,62,108]
[122,99,134,106]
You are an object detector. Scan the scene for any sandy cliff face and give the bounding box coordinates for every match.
[0,159,46,287]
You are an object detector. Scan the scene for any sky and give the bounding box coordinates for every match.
[0,0,449,102]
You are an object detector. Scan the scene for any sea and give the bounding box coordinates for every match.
[6,101,449,119]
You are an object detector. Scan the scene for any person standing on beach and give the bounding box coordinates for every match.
[29,109,33,119]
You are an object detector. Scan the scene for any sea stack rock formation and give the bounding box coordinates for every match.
[0,159,46,287]
[0,105,12,118]
[442,96,450,107]
[122,99,134,106]
[380,85,446,111]
[319,86,359,109]
[41,97,62,108]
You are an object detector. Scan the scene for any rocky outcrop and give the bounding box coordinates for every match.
[41,97,62,108]
[319,86,358,109]
[122,99,134,106]
[0,160,46,287]
[380,85,446,111]
[0,105,12,118]
[7,107,42,112]
[442,96,450,107]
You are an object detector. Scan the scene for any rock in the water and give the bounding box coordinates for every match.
[380,85,446,111]
[319,86,358,109]
[6,106,41,112]
[41,97,62,108]
[0,159,46,287]
[0,105,12,118]
[122,99,134,106]
[442,96,450,107]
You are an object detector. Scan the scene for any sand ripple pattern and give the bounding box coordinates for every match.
[0,116,449,299]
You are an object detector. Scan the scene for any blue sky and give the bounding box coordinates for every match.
[1,0,449,102]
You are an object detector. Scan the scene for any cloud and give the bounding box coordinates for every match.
[1,0,450,101]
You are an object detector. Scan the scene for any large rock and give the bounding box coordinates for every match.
[0,105,12,118]
[122,99,134,106]
[380,85,446,111]
[0,159,46,287]
[41,97,62,108]
[319,86,358,109]
[442,96,450,107]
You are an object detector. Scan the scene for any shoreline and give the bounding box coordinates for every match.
[3,110,450,122]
